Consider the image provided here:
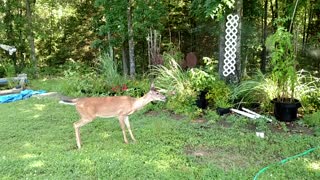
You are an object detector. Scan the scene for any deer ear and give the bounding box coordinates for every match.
[150,82,156,90]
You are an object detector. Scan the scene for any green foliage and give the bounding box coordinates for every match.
[134,0,166,38]
[189,68,214,91]
[188,57,217,92]
[191,0,235,20]
[189,57,232,108]
[295,70,320,112]
[166,90,199,119]
[121,79,150,97]
[232,71,277,111]
[0,61,16,89]
[98,53,123,86]
[153,56,233,116]
[152,56,190,94]
[204,110,220,124]
[303,90,320,113]
[151,57,199,118]
[303,111,320,127]
[254,118,269,132]
[266,26,297,102]
[62,68,107,97]
[0,61,16,77]
[206,80,232,108]
[225,114,249,128]
[95,0,166,49]
[95,0,127,48]
[233,69,320,112]
[162,44,185,67]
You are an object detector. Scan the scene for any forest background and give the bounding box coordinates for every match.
[0,0,319,79]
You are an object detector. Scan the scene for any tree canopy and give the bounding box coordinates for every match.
[0,0,319,78]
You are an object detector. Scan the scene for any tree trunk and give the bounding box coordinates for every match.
[270,0,278,31]
[122,41,128,76]
[289,0,300,33]
[218,17,226,79]
[127,0,135,78]
[26,0,38,76]
[261,0,268,73]
[302,2,307,51]
[233,0,242,83]
[108,32,114,61]
[219,1,242,83]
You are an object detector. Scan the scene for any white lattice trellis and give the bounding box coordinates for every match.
[223,14,239,77]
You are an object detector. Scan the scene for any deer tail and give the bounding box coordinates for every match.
[59,98,78,105]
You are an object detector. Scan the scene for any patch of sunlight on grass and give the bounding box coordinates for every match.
[81,158,96,173]
[154,160,171,170]
[33,114,40,118]
[100,132,111,139]
[21,153,37,159]
[33,104,46,111]
[146,158,178,171]
[82,158,94,166]
[308,161,320,171]
[23,142,33,148]
[29,160,45,168]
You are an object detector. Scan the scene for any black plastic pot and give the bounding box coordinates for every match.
[271,98,301,122]
[216,107,231,116]
[195,90,208,109]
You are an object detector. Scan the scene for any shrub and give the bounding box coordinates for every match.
[189,57,232,108]
[152,56,234,117]
[98,53,123,87]
[206,80,232,108]
[232,69,320,113]
[266,26,297,102]
[151,56,200,118]
[296,70,320,112]
[231,71,276,111]
[122,79,150,97]
[0,61,16,77]
[162,43,184,67]
[62,69,107,96]
[303,111,320,127]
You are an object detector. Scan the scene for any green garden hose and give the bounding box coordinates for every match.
[253,146,320,180]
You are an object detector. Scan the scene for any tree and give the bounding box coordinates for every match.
[95,0,166,77]
[127,0,135,78]
[202,0,242,83]
[25,0,37,76]
[0,0,28,73]
[260,0,268,73]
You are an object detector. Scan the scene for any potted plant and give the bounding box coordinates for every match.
[215,99,232,116]
[189,57,217,109]
[266,26,301,122]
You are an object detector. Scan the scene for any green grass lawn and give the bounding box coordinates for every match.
[0,97,319,179]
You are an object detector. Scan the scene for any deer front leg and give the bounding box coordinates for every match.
[74,118,91,149]
[124,116,136,142]
[118,116,128,144]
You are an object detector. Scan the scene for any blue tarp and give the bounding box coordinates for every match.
[0,89,46,104]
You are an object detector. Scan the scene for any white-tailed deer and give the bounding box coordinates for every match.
[60,83,166,149]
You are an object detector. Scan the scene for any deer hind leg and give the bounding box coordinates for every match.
[74,118,92,149]
[124,116,136,142]
[118,116,129,144]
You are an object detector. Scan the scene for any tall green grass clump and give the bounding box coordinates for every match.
[98,53,124,87]
[232,69,320,112]
[151,55,199,118]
